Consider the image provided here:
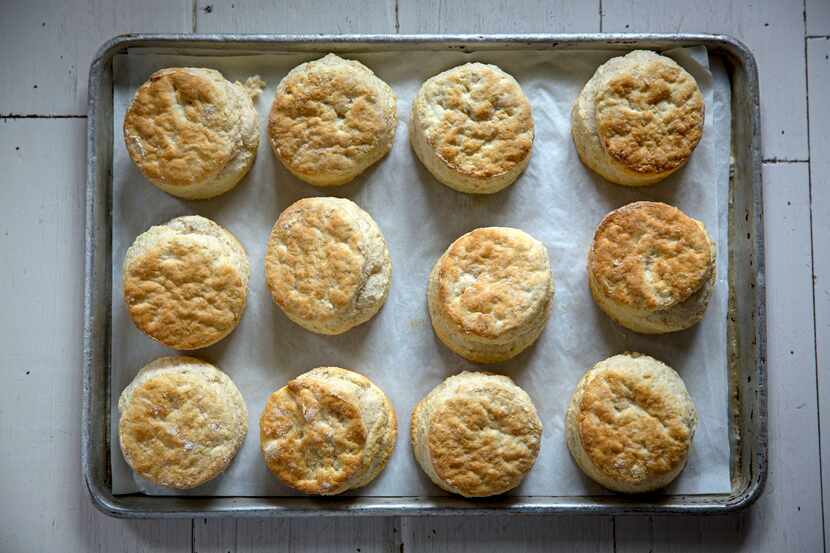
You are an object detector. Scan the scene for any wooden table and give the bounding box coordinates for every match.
[1,0,827,551]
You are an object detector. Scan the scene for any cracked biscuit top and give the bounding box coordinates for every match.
[594,50,704,175]
[588,201,713,311]
[117,356,248,489]
[122,215,249,350]
[432,227,552,341]
[265,197,391,335]
[123,67,249,187]
[413,62,533,179]
[268,53,397,185]
[412,371,542,497]
[259,367,397,495]
[573,353,697,487]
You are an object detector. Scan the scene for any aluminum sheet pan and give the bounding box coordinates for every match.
[83,34,766,517]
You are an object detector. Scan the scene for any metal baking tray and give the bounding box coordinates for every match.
[83,33,766,517]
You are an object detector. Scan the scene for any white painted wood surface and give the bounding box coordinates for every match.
[397,0,599,33]
[399,516,613,552]
[807,0,830,36]
[603,0,809,161]
[808,36,830,552]
[193,518,398,553]
[194,0,396,34]
[0,0,191,115]
[0,120,192,552]
[0,1,827,552]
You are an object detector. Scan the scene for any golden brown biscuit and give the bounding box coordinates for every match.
[565,352,697,493]
[123,215,250,350]
[265,197,391,335]
[124,67,263,199]
[259,367,397,495]
[410,371,542,497]
[118,356,248,489]
[588,201,715,334]
[427,227,553,363]
[410,63,534,194]
[268,53,397,186]
[571,50,704,186]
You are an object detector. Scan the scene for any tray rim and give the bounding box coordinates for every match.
[83,32,767,518]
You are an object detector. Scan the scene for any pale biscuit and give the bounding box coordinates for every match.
[268,53,397,186]
[124,67,263,199]
[265,197,391,335]
[259,367,397,495]
[118,356,248,489]
[587,201,715,334]
[565,352,698,493]
[410,63,534,194]
[123,215,250,350]
[427,227,553,363]
[571,50,704,186]
[410,371,542,497]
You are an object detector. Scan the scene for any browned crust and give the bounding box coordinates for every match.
[268,54,395,182]
[427,382,542,496]
[123,68,239,187]
[123,237,247,350]
[595,55,704,175]
[588,201,713,310]
[417,63,533,179]
[259,378,367,495]
[434,227,551,340]
[577,364,693,485]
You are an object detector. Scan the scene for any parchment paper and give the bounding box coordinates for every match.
[111,46,732,496]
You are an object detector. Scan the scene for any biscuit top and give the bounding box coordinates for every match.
[575,353,696,486]
[422,372,542,496]
[123,216,249,350]
[415,63,533,179]
[268,53,396,180]
[124,68,247,187]
[260,367,389,494]
[118,357,248,489]
[265,197,388,329]
[592,51,704,175]
[589,202,713,310]
[434,227,551,340]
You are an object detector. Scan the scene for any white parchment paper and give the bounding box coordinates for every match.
[111,47,732,496]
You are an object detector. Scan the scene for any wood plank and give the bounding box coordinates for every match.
[195,0,396,33]
[807,0,830,36]
[399,516,613,553]
[193,517,397,553]
[0,0,192,115]
[397,0,600,33]
[615,516,742,553]
[808,36,830,552]
[0,119,192,552]
[602,0,808,161]
[616,163,824,552]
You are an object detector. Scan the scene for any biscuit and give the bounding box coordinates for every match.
[265,197,391,335]
[410,63,534,194]
[571,50,704,186]
[268,53,397,186]
[259,367,397,495]
[427,227,553,363]
[410,371,542,497]
[118,356,248,489]
[565,352,698,493]
[588,201,715,334]
[123,215,250,350]
[124,67,263,199]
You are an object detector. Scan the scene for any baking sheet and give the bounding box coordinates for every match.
[110,46,732,496]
